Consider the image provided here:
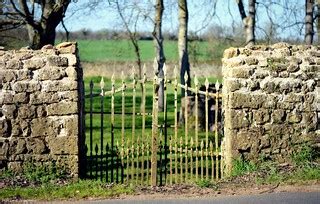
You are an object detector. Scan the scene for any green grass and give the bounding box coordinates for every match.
[77,40,231,64]
[0,181,134,201]
[232,144,320,185]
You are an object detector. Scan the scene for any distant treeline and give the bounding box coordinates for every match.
[1,26,302,50]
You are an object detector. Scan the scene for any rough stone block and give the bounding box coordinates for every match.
[223,79,242,92]
[26,138,48,154]
[0,118,11,137]
[16,70,32,81]
[41,80,77,92]
[16,139,27,154]
[18,105,36,119]
[46,101,78,116]
[48,136,78,155]
[56,42,77,54]
[65,67,78,79]
[57,91,78,102]
[286,111,302,123]
[36,106,47,117]
[229,92,265,109]
[2,104,17,118]
[5,59,23,69]
[60,54,78,66]
[52,116,79,137]
[13,93,29,103]
[271,109,285,123]
[0,70,16,82]
[47,56,68,67]
[24,57,46,70]
[0,91,13,105]
[30,118,54,137]
[225,67,255,78]
[223,47,239,59]
[38,67,66,80]
[13,81,41,92]
[222,56,245,67]
[253,109,270,124]
[29,92,58,104]
[225,109,250,129]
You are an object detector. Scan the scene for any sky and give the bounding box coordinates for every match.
[57,0,305,40]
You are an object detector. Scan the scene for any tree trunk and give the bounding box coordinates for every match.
[305,0,314,45]
[17,0,70,49]
[246,0,256,46]
[153,0,166,111]
[178,0,190,97]
[236,0,256,46]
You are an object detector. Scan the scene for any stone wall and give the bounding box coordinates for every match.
[0,42,83,177]
[222,43,319,171]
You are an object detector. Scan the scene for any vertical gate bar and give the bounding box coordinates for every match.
[215,81,220,180]
[206,143,209,179]
[184,72,188,145]
[194,75,199,147]
[220,141,224,179]
[146,140,150,185]
[163,64,168,185]
[190,138,194,181]
[195,145,199,182]
[111,75,115,182]
[95,144,99,180]
[174,66,178,143]
[179,137,183,183]
[151,75,159,186]
[136,138,140,185]
[142,67,146,141]
[106,144,109,182]
[89,80,93,178]
[121,72,126,149]
[126,141,130,183]
[132,68,136,144]
[174,141,178,184]
[116,141,119,183]
[205,78,209,148]
[210,141,214,182]
[184,141,188,181]
[141,66,147,185]
[121,73,125,183]
[141,142,145,185]
[100,77,105,181]
[131,144,134,183]
[201,140,204,180]
[159,137,163,186]
[205,79,210,180]
[169,138,173,185]
[121,144,124,184]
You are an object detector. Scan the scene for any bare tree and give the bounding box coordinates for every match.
[1,0,72,49]
[178,0,190,97]
[113,0,145,81]
[305,0,315,44]
[153,0,166,111]
[236,0,256,46]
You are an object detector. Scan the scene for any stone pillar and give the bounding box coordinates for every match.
[0,42,83,177]
[222,43,319,176]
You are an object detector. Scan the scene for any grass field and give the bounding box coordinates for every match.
[77,39,231,64]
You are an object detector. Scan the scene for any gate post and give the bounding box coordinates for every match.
[151,75,159,186]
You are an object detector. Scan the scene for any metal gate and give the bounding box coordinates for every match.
[82,66,224,186]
